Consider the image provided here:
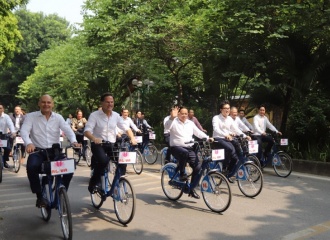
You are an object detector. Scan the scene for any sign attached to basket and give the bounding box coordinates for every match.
[51,159,75,176]
[149,132,156,139]
[248,141,258,154]
[59,137,64,142]
[83,136,89,141]
[15,137,24,144]
[0,140,7,147]
[118,151,137,164]
[135,136,143,143]
[280,139,288,146]
[212,149,225,161]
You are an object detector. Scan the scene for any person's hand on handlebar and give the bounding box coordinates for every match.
[26,143,36,153]
[208,138,214,143]
[72,142,81,148]
[93,137,103,144]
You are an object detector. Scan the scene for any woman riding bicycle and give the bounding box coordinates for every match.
[71,109,87,146]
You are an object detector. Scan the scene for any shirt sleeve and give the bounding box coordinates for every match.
[129,118,139,132]
[60,115,77,143]
[265,117,278,132]
[6,115,16,133]
[84,113,96,134]
[192,123,208,140]
[253,115,264,135]
[212,116,227,137]
[20,114,33,146]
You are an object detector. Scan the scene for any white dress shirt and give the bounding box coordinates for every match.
[253,114,278,135]
[84,110,128,143]
[0,113,16,134]
[232,117,250,132]
[165,118,209,147]
[240,117,254,131]
[117,116,139,135]
[20,111,77,148]
[163,115,170,134]
[212,114,245,138]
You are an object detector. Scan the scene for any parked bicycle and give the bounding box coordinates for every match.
[37,143,74,240]
[251,131,293,178]
[65,137,92,167]
[208,136,264,198]
[161,139,232,213]
[90,141,136,225]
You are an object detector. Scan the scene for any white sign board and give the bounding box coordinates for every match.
[135,136,143,143]
[118,151,137,164]
[0,140,8,147]
[51,159,75,176]
[280,139,288,146]
[212,149,225,161]
[15,137,24,144]
[149,132,156,140]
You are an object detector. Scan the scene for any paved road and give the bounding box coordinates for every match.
[1,158,330,240]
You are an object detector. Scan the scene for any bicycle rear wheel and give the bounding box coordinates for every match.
[58,187,73,240]
[161,164,183,201]
[114,178,136,225]
[237,163,263,198]
[273,152,293,178]
[201,171,232,213]
[247,154,261,169]
[40,176,52,221]
[84,145,92,167]
[132,150,143,175]
[144,144,158,164]
[13,148,21,173]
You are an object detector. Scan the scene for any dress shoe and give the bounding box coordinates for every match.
[188,189,200,199]
[3,162,9,169]
[179,174,188,182]
[36,197,48,208]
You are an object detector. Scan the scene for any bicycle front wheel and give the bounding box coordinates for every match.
[247,154,261,170]
[84,145,92,167]
[161,164,183,201]
[132,150,143,175]
[237,163,263,198]
[201,171,232,213]
[160,147,167,166]
[58,187,73,240]
[273,152,293,178]
[144,145,158,164]
[114,178,136,225]
[40,176,51,221]
[13,148,21,173]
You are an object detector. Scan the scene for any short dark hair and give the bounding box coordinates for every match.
[239,109,245,113]
[219,100,230,109]
[101,92,114,102]
[258,104,266,110]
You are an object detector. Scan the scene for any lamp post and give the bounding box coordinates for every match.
[143,79,154,111]
[132,79,143,110]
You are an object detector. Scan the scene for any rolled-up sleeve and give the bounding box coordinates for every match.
[20,114,33,146]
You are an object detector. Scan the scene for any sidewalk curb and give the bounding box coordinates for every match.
[292,159,330,177]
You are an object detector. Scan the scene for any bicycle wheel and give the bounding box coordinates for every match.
[114,178,136,225]
[0,155,3,183]
[58,187,73,240]
[201,171,232,213]
[132,150,143,175]
[273,152,293,178]
[91,187,104,209]
[108,160,116,186]
[247,154,261,169]
[84,145,92,167]
[160,147,167,166]
[144,144,158,164]
[237,163,263,198]
[13,148,21,173]
[40,176,52,221]
[161,164,183,201]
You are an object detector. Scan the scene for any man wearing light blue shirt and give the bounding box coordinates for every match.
[21,95,79,208]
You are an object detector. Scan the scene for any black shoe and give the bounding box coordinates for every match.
[3,162,9,168]
[36,198,48,208]
[188,189,200,199]
[88,179,101,194]
[179,174,188,182]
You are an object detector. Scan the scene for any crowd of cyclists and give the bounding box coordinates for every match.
[0,92,284,238]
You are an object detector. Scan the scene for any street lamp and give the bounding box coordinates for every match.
[132,79,143,110]
[143,79,154,110]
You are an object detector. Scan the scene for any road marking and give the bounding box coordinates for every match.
[282,221,330,239]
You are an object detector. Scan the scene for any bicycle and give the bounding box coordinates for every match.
[0,132,9,183]
[161,139,232,213]
[11,133,24,173]
[37,143,74,240]
[65,137,92,167]
[252,131,293,178]
[89,141,136,225]
[209,136,264,198]
[121,136,144,175]
[136,129,159,164]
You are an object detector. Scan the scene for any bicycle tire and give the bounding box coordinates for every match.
[132,150,143,175]
[73,147,81,165]
[58,187,73,240]
[247,154,261,170]
[41,176,52,221]
[13,148,21,173]
[91,186,104,209]
[201,171,232,213]
[143,144,158,164]
[114,178,136,225]
[273,152,293,178]
[0,154,3,183]
[160,147,167,166]
[84,145,92,167]
[161,164,184,201]
[237,162,263,198]
[108,160,116,187]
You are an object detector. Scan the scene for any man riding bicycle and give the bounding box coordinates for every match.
[21,95,80,208]
[84,93,137,193]
[165,106,213,199]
